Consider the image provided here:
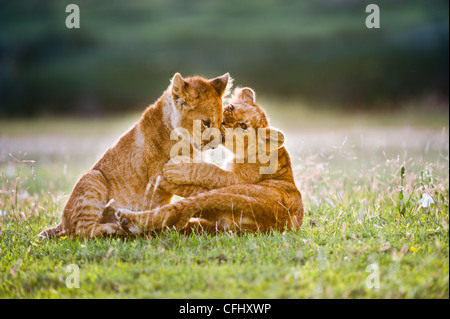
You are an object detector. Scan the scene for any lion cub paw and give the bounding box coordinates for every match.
[163,162,192,185]
[115,210,140,234]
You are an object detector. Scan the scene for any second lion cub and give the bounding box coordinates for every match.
[116,87,304,233]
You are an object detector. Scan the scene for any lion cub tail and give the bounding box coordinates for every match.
[38,222,65,239]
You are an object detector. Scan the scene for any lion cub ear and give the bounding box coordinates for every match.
[234,87,256,104]
[259,128,285,151]
[209,73,230,96]
[171,72,187,98]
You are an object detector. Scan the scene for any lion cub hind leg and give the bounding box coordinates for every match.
[185,215,258,234]
[115,191,269,233]
[184,218,218,234]
[63,170,124,238]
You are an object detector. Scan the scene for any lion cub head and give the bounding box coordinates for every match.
[170,73,231,150]
[221,87,285,166]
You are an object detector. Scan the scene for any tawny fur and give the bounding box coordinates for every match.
[116,87,304,234]
[38,73,231,239]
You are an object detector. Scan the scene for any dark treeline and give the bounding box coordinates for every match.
[0,0,448,117]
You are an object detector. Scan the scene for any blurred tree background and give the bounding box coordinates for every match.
[0,0,448,117]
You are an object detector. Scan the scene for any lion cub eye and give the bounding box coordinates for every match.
[240,123,248,130]
[202,119,211,128]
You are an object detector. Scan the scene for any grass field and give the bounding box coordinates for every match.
[0,101,448,298]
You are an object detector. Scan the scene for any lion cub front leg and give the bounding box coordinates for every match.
[163,162,244,189]
[157,176,208,198]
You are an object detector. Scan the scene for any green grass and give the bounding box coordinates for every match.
[0,107,448,298]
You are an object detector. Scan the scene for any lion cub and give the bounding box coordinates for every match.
[39,72,231,238]
[116,87,304,233]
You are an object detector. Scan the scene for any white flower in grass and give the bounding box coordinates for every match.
[419,193,434,208]
[0,210,9,217]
